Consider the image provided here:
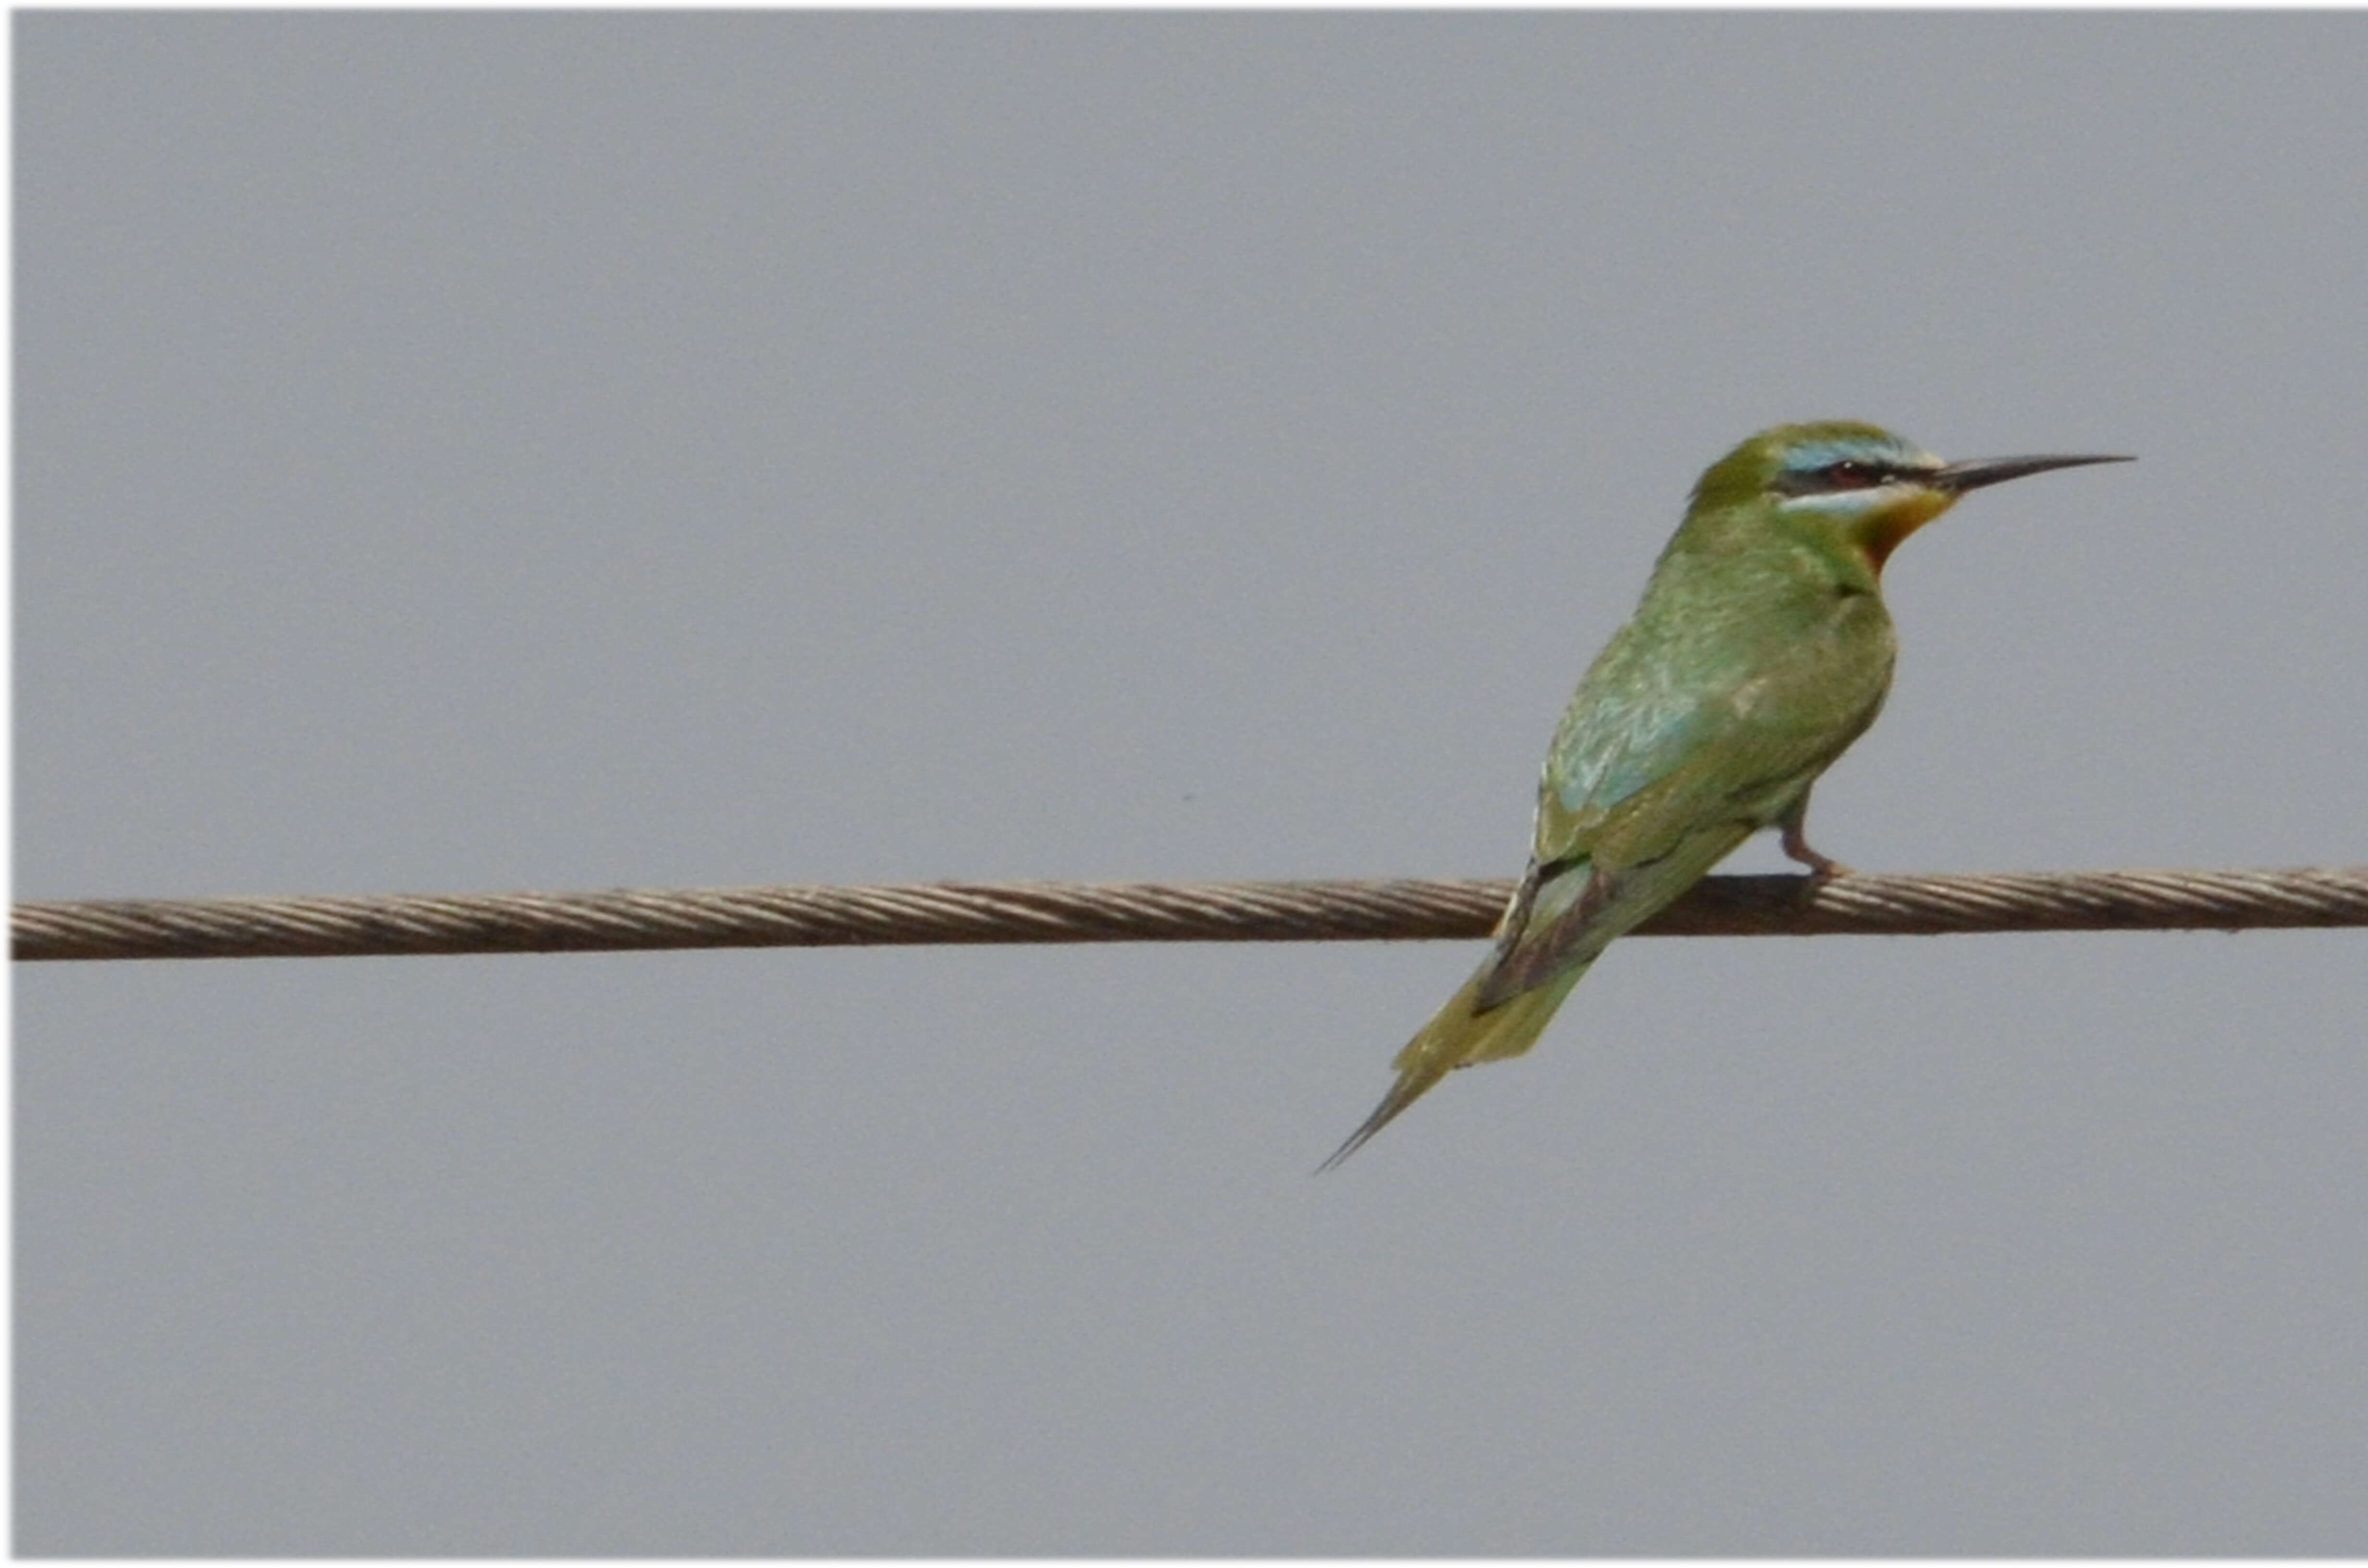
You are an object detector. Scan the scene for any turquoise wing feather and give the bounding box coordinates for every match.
[1478,593,1894,1004]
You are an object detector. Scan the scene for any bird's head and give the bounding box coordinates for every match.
[1690,420,2131,572]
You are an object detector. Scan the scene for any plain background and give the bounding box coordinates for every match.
[16,12,2368,1554]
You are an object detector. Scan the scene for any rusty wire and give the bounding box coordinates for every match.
[13,866,2366,963]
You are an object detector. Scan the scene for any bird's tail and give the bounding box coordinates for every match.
[1316,957,1589,1172]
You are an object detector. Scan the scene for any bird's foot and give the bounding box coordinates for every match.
[1779,822,1853,883]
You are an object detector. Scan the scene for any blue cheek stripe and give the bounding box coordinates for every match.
[1776,485,1904,518]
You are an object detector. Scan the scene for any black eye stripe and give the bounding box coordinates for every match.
[1773,459,1906,496]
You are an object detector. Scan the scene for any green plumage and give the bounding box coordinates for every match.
[1320,422,2129,1169]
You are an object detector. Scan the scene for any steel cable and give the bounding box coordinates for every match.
[14,866,2367,962]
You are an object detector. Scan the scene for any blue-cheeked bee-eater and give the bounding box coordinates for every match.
[1321,421,2131,1170]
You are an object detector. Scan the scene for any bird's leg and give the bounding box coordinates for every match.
[1776,792,1853,881]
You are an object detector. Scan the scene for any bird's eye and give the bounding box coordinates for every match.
[1822,461,1880,489]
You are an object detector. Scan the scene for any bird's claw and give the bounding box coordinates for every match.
[1779,822,1853,882]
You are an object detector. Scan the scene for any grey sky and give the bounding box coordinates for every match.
[17,12,2368,1554]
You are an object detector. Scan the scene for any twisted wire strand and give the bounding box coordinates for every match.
[14,867,2366,963]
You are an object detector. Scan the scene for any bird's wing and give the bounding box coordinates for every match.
[1477,641,1885,1005]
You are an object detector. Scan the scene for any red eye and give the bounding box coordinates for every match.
[1824,461,1879,489]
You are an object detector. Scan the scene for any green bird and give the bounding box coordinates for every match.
[1321,421,2129,1170]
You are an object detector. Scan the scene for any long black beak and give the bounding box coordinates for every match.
[1932,453,2134,494]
